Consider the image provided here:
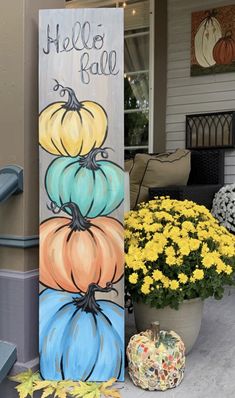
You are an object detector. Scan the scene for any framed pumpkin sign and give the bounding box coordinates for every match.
[191,5,235,76]
[39,9,124,382]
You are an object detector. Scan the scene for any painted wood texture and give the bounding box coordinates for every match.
[39,8,124,382]
[166,0,235,184]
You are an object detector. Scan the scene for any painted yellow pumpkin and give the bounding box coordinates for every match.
[39,80,108,157]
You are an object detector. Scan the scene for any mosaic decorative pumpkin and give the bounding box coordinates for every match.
[127,322,185,391]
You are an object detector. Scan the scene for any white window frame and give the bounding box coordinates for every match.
[124,0,154,153]
[65,0,154,153]
[66,1,119,7]
[148,0,154,153]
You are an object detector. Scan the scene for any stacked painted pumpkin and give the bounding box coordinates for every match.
[39,81,124,382]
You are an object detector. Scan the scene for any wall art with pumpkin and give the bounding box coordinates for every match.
[191,5,235,76]
[39,8,124,382]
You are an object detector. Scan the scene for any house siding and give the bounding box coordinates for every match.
[167,0,235,184]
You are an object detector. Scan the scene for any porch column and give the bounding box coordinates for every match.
[0,0,64,375]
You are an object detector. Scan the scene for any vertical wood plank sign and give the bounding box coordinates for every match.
[39,9,124,382]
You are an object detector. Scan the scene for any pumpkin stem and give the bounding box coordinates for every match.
[79,147,112,170]
[151,321,160,343]
[53,80,82,111]
[225,30,233,38]
[207,9,217,18]
[48,201,91,231]
[73,282,118,314]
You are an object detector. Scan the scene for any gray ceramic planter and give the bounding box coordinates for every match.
[133,298,204,354]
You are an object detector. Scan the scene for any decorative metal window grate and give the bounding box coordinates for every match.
[186,111,235,149]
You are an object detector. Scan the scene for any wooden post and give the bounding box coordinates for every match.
[39,8,124,382]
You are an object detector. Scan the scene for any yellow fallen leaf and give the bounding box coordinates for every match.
[84,391,99,398]
[54,386,67,398]
[9,369,40,384]
[41,386,55,398]
[101,378,117,390]
[33,380,57,391]
[70,382,100,397]
[100,378,122,398]
[9,370,122,398]
[10,370,41,398]
[101,389,122,398]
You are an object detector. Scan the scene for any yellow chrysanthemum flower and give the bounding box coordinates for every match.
[175,255,184,266]
[201,243,209,256]
[162,276,170,288]
[202,254,214,268]
[224,265,233,275]
[166,255,176,266]
[179,244,191,256]
[170,280,179,290]
[165,246,175,257]
[129,273,138,284]
[215,260,227,274]
[182,221,196,233]
[189,239,201,251]
[220,244,235,257]
[193,269,204,280]
[152,269,163,281]
[141,283,151,295]
[144,276,153,285]
[178,273,188,284]
[125,230,132,239]
[142,249,159,262]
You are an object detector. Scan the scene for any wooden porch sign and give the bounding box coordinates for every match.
[39,9,124,382]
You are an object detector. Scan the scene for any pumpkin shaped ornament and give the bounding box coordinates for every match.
[194,12,222,68]
[39,284,124,381]
[45,148,124,218]
[213,30,235,65]
[127,322,185,391]
[39,80,108,157]
[40,202,124,293]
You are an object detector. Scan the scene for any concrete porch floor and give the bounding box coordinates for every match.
[1,287,235,397]
[120,286,235,398]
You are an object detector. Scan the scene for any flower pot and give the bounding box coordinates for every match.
[133,298,204,354]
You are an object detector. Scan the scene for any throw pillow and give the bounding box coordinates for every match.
[129,149,191,209]
[124,158,134,174]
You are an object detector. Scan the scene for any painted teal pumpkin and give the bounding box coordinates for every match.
[39,284,124,381]
[45,148,124,218]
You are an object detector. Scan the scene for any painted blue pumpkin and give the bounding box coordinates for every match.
[39,285,124,382]
[45,148,124,218]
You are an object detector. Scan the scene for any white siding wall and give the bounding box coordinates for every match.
[166,0,235,184]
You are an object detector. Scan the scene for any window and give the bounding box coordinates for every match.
[124,26,149,156]
[123,1,154,157]
[65,0,154,156]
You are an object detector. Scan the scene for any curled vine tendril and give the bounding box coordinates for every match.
[52,79,82,110]
[53,79,68,97]
[47,201,61,214]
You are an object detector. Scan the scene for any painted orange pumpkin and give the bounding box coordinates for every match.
[213,31,235,65]
[40,202,124,293]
